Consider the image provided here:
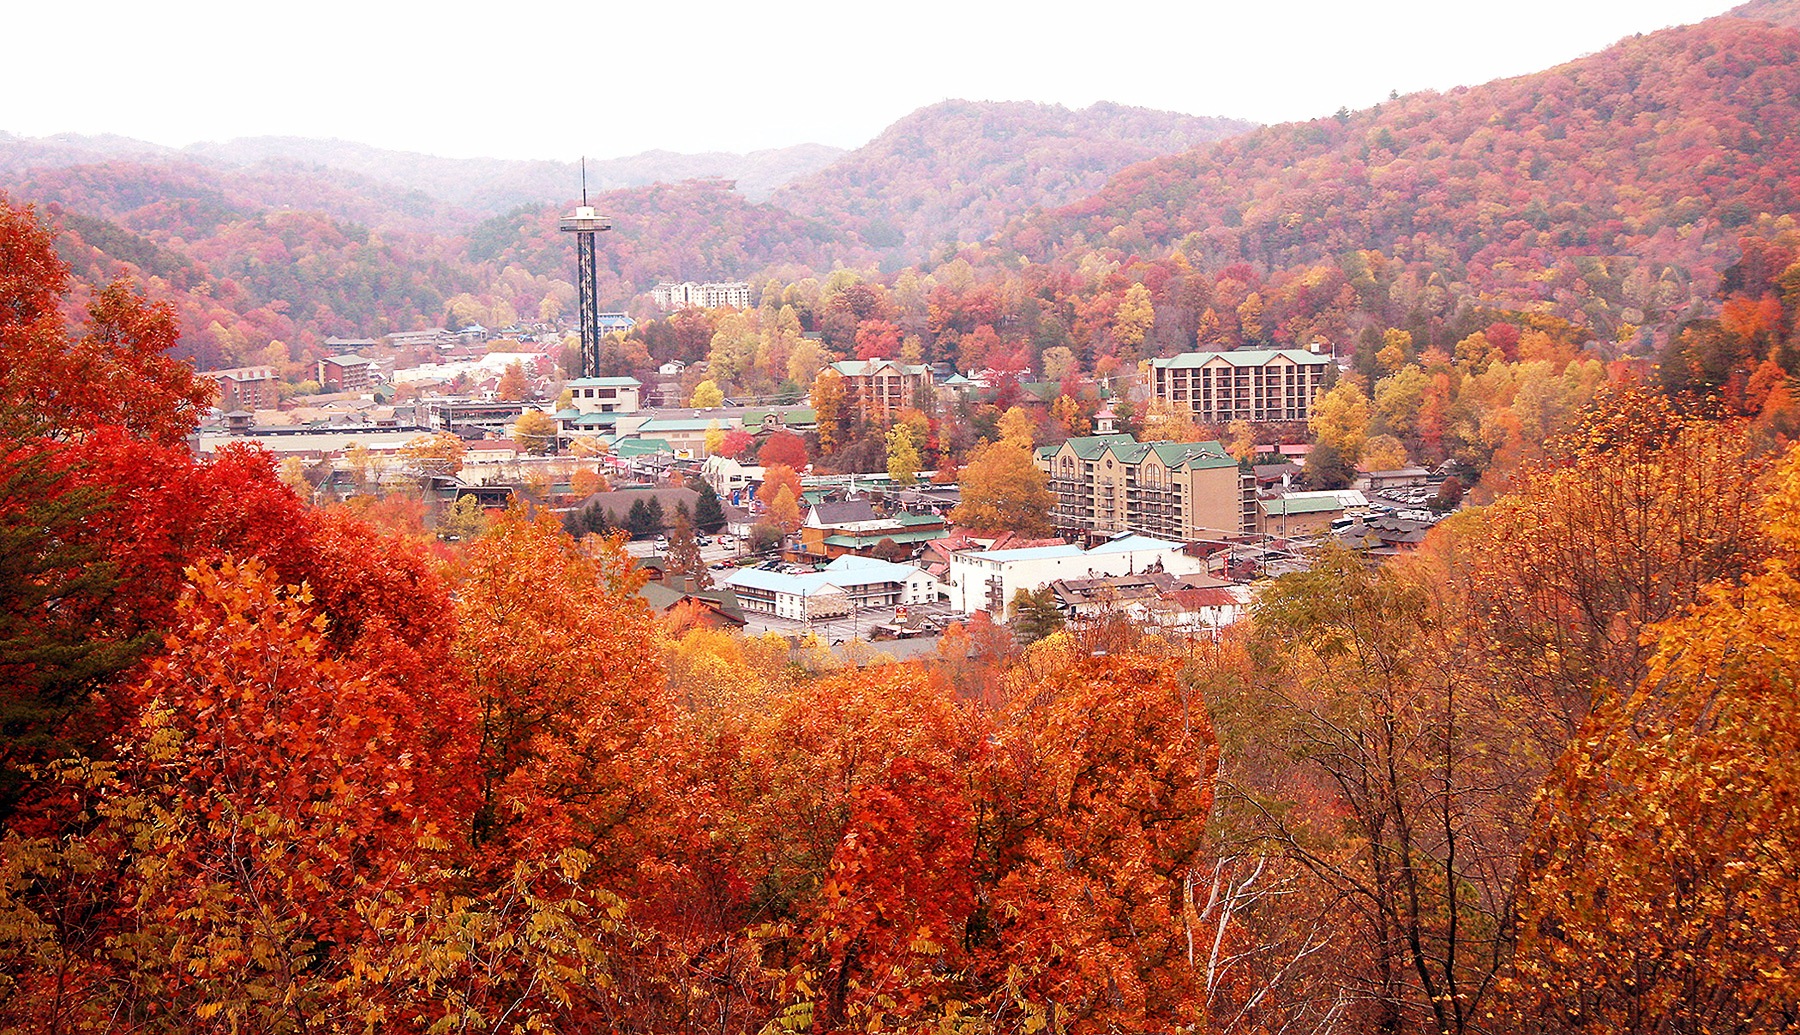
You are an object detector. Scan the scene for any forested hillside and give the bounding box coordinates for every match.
[1000,18,1800,342]
[771,100,1255,262]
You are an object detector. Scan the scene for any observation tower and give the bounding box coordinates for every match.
[558,159,612,377]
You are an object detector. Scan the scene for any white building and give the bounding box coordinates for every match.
[652,281,754,310]
[567,376,642,415]
[946,535,1204,620]
[701,454,765,504]
[723,556,938,621]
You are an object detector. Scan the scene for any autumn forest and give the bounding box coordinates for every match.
[4,2,1800,1033]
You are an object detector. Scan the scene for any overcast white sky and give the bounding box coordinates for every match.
[4,0,1739,161]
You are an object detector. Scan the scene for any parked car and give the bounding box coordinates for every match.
[696,535,712,546]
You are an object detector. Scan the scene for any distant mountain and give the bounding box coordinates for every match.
[181,137,846,210]
[1731,0,1800,29]
[0,131,177,174]
[460,178,843,306]
[0,132,847,225]
[769,100,1256,263]
[999,17,1800,332]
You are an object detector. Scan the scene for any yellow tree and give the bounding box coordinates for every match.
[512,409,558,454]
[769,483,802,532]
[688,379,725,409]
[950,442,1054,536]
[1308,381,1371,462]
[812,368,848,454]
[1113,282,1155,353]
[1040,345,1078,382]
[400,432,465,477]
[886,424,920,486]
[1375,328,1414,372]
[1360,433,1409,471]
[1140,399,1204,443]
[1225,418,1257,463]
[997,405,1036,451]
[1373,365,1428,439]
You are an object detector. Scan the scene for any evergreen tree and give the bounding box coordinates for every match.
[627,498,654,538]
[1009,586,1066,644]
[692,480,727,534]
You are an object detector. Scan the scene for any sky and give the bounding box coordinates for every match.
[3,0,1742,162]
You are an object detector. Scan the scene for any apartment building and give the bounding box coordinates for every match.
[201,366,277,411]
[318,354,380,391]
[652,281,754,310]
[1037,434,1255,542]
[827,359,934,423]
[1150,348,1332,423]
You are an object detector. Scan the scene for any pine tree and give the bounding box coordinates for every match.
[692,480,727,533]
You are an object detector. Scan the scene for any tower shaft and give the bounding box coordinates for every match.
[575,230,600,376]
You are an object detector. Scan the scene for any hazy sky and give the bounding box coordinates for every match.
[5,0,1740,161]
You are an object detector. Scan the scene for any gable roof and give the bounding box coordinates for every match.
[1057,434,1139,460]
[809,500,881,526]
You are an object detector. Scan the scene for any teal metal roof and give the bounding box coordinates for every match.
[613,438,673,457]
[822,529,947,548]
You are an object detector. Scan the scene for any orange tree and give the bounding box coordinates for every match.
[1502,443,1800,1033]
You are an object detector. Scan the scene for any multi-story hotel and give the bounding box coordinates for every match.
[1150,348,1332,423]
[200,366,278,411]
[651,281,754,310]
[1036,434,1255,542]
[827,359,934,423]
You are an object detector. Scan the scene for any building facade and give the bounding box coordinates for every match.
[318,355,378,391]
[826,359,934,424]
[201,366,277,411]
[1151,348,1332,423]
[724,556,938,620]
[945,536,1205,620]
[567,376,642,415]
[652,281,754,310]
[1037,435,1255,542]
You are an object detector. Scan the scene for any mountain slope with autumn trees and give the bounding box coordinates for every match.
[769,100,1256,263]
[996,16,1800,344]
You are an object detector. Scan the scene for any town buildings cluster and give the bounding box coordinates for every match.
[194,314,1459,642]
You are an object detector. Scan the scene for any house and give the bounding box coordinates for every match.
[1038,435,1255,543]
[946,535,1204,620]
[1150,348,1332,423]
[1332,512,1438,555]
[723,555,938,620]
[1360,467,1432,491]
[794,500,947,563]
[638,577,747,631]
[701,454,765,504]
